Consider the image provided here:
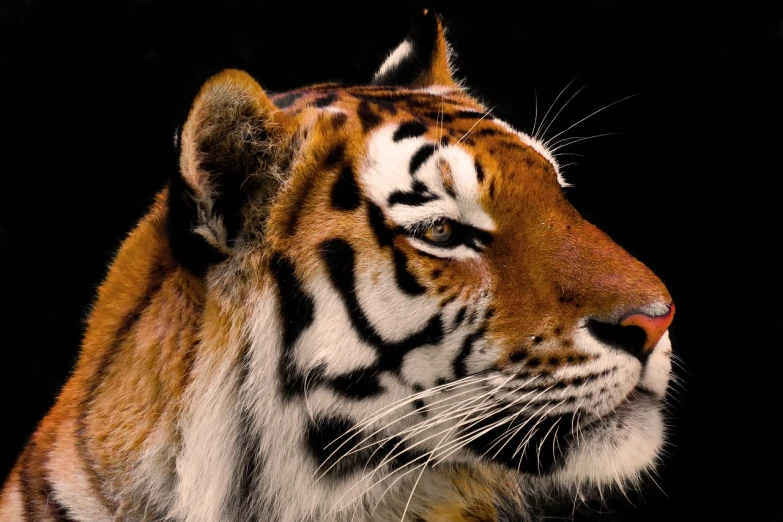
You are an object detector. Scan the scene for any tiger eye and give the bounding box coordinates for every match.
[425,221,453,244]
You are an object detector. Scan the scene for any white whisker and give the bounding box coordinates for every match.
[538,86,585,143]
[457,107,494,145]
[548,132,619,152]
[544,94,637,146]
[531,88,540,138]
[535,77,579,141]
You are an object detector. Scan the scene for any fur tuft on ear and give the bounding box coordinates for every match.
[372,9,457,88]
[168,69,293,276]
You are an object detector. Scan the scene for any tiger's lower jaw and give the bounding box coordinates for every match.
[540,392,666,492]
[462,392,666,489]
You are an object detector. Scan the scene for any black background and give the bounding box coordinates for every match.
[0,1,780,520]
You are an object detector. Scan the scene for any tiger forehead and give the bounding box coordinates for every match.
[272,84,561,196]
[273,85,559,178]
[271,84,488,132]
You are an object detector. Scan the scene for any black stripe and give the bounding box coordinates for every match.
[475,160,485,183]
[440,295,457,307]
[306,415,429,479]
[269,250,386,401]
[352,93,399,113]
[454,306,467,326]
[18,432,79,521]
[272,90,305,109]
[313,93,338,108]
[327,368,383,399]
[412,180,428,194]
[474,128,501,137]
[305,415,360,479]
[409,143,436,174]
[230,342,268,521]
[388,190,438,207]
[269,254,316,399]
[368,203,394,247]
[453,327,486,378]
[331,164,361,211]
[357,100,381,132]
[385,435,429,470]
[464,412,574,474]
[321,239,444,375]
[392,249,426,296]
[323,143,346,170]
[455,109,486,119]
[393,121,428,142]
[508,368,616,391]
[329,112,348,130]
[411,384,427,417]
[425,111,454,123]
[285,143,344,236]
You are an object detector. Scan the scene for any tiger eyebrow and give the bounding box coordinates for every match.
[388,190,440,207]
[387,180,440,207]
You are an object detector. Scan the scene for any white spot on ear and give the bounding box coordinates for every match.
[374,40,413,81]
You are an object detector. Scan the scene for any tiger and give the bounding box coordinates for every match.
[0,10,676,522]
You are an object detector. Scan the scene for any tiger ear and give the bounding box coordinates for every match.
[168,69,294,276]
[372,9,457,88]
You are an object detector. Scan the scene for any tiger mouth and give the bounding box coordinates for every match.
[577,387,661,433]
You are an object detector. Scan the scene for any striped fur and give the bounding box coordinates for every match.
[1,11,675,522]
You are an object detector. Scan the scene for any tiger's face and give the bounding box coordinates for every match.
[173,10,674,516]
[264,84,673,478]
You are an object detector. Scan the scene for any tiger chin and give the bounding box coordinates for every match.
[1,10,675,522]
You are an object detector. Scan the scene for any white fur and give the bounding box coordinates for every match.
[297,277,379,375]
[0,471,23,522]
[553,395,665,489]
[355,265,439,342]
[46,418,114,521]
[374,40,414,81]
[361,124,495,260]
[415,85,457,95]
[641,332,673,398]
[491,118,568,187]
[172,296,257,522]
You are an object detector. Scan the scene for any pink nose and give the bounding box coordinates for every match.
[620,304,675,353]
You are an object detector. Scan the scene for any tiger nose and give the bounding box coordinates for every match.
[586,304,675,362]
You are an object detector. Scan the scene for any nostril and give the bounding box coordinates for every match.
[586,320,649,361]
[587,304,675,362]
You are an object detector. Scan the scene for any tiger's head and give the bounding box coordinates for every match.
[172,10,674,517]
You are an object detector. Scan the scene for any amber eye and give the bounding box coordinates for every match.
[424,221,453,244]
